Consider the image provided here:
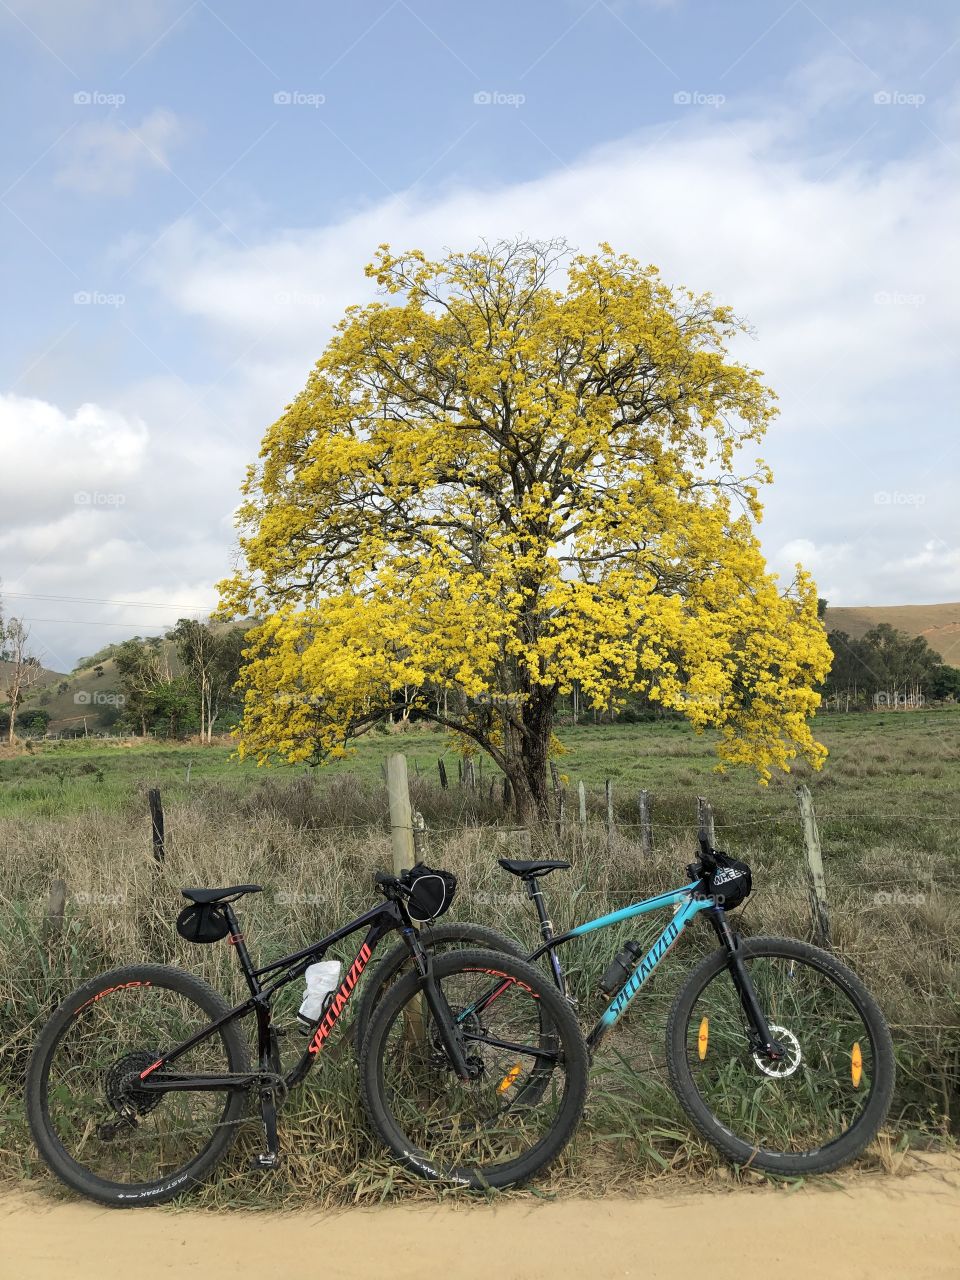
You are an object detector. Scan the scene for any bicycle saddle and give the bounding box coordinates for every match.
[180,884,263,904]
[497,859,570,880]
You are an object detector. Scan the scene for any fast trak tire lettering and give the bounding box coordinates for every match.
[308,943,372,1054]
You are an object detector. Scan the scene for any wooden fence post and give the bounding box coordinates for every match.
[578,780,587,831]
[437,759,448,790]
[44,878,67,943]
[148,788,165,864]
[501,775,511,811]
[386,755,424,1037]
[696,796,715,849]
[796,784,832,949]
[550,762,564,836]
[386,754,415,876]
[411,809,428,861]
[605,779,614,853]
[638,789,652,857]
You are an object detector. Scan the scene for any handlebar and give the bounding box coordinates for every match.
[374,870,411,900]
[686,833,719,883]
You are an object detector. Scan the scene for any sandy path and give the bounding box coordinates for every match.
[3,1159,959,1280]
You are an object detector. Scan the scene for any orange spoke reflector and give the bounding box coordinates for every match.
[851,1042,863,1087]
[698,1017,709,1061]
[498,1064,522,1094]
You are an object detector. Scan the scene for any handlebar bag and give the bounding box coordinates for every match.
[402,863,457,923]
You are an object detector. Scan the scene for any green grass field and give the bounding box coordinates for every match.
[1,712,958,1207]
[2,708,958,831]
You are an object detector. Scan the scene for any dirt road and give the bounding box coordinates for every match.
[3,1158,959,1280]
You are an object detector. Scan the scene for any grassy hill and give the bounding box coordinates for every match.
[823,602,960,665]
[9,619,257,733]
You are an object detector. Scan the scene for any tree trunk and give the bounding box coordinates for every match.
[505,691,555,822]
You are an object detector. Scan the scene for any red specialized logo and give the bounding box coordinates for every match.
[307,943,373,1055]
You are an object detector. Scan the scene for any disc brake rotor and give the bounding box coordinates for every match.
[752,1024,802,1078]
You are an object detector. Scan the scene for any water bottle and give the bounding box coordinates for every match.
[297,960,342,1034]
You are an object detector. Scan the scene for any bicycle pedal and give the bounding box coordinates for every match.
[250,1152,281,1171]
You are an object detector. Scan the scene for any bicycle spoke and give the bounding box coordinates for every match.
[682,952,879,1157]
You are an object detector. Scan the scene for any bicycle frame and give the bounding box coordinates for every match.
[524,882,714,1051]
[136,898,414,1100]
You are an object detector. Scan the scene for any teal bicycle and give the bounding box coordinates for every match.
[354,838,896,1176]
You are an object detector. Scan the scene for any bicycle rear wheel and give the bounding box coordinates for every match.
[26,964,250,1206]
[666,936,895,1175]
[360,949,588,1188]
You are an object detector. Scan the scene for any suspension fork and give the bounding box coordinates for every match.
[707,908,783,1057]
[399,926,473,1080]
[525,876,567,997]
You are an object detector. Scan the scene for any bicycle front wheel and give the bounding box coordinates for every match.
[666,936,895,1175]
[352,921,523,1053]
[360,948,588,1188]
[26,964,250,1206]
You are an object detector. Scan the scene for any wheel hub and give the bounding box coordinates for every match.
[752,1024,802,1078]
[104,1050,163,1118]
[431,1008,485,1078]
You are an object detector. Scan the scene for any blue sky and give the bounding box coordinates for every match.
[1,0,958,670]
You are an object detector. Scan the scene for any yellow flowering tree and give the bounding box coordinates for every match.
[220,240,831,819]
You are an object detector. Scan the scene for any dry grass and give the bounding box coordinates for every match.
[2,764,957,1208]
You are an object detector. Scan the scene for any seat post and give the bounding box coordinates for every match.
[223,902,260,995]
[524,876,566,995]
[525,876,554,942]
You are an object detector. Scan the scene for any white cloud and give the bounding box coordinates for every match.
[0,393,149,528]
[56,109,185,197]
[8,88,960,665]
[2,0,188,57]
[136,114,960,615]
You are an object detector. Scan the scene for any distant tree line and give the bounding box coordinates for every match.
[1,610,248,742]
[819,622,960,709]
[97,621,247,739]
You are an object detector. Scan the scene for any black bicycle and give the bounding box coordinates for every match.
[26,864,588,1207]
[353,840,896,1177]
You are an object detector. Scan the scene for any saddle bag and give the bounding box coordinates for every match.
[176,902,231,944]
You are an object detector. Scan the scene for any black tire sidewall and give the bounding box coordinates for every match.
[26,963,251,1207]
[665,935,896,1175]
[359,947,588,1188]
